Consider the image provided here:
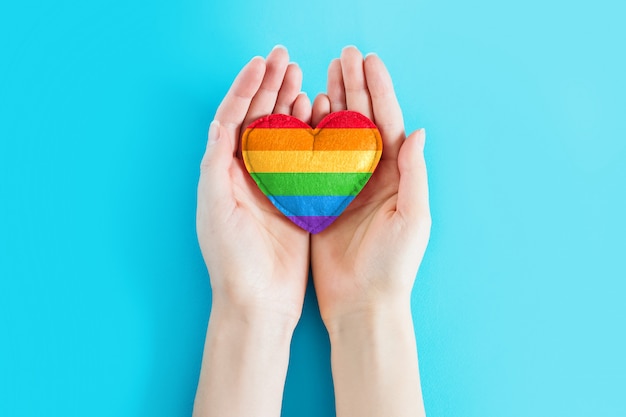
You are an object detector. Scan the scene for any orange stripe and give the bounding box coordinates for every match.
[243,150,382,173]
[242,128,382,151]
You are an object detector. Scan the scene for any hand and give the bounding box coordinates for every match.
[311,46,431,325]
[197,46,312,325]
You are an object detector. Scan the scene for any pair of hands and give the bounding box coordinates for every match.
[197,46,431,331]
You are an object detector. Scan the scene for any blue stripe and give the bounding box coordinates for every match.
[267,195,355,217]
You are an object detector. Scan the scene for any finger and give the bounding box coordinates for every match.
[242,46,290,131]
[273,63,303,115]
[199,122,234,208]
[340,46,373,119]
[292,92,312,125]
[312,93,331,127]
[327,58,346,112]
[364,53,405,160]
[396,129,430,225]
[214,56,266,151]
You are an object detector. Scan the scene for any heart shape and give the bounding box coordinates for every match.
[242,110,383,233]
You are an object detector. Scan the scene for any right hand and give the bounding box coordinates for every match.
[310,46,431,326]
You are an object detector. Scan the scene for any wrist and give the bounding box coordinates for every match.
[324,298,424,417]
[195,294,296,417]
[324,298,414,342]
[209,297,300,338]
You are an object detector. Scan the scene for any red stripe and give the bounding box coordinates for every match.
[247,110,377,129]
[317,110,377,129]
[247,114,310,129]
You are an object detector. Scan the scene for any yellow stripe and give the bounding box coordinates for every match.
[243,150,382,173]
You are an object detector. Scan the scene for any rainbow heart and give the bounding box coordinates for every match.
[242,110,382,234]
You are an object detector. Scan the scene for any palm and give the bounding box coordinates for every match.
[312,161,404,313]
[226,158,308,297]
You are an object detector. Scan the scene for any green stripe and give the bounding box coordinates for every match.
[251,172,372,196]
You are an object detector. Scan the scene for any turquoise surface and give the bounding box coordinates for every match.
[1,0,625,416]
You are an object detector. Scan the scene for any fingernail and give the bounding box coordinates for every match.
[419,128,426,150]
[365,52,378,58]
[208,121,220,144]
[272,44,287,51]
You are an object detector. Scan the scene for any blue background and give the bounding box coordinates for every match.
[1,0,625,416]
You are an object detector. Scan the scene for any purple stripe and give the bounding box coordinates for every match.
[287,216,339,234]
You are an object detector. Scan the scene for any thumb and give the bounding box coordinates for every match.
[396,128,431,226]
[199,121,234,206]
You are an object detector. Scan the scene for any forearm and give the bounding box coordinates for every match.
[327,301,426,417]
[193,301,296,417]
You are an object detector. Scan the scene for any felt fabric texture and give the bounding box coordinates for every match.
[242,110,383,234]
